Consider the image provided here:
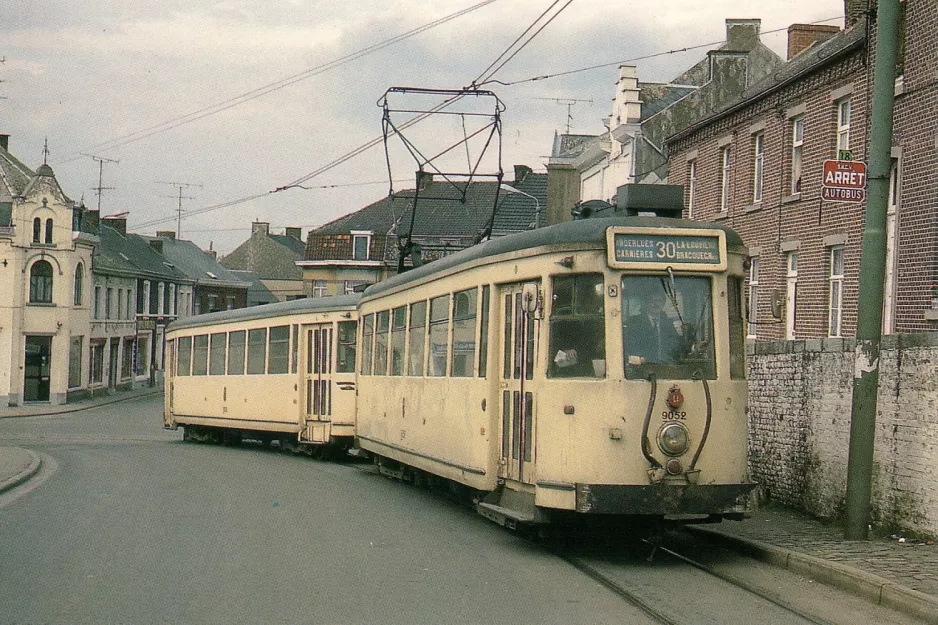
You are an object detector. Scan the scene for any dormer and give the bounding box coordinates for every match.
[17,164,74,249]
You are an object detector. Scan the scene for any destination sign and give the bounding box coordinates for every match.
[614,234,721,264]
[606,227,727,272]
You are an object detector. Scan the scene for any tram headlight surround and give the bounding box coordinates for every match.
[657,423,690,457]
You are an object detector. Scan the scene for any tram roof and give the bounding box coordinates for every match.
[167,294,361,332]
[363,216,744,300]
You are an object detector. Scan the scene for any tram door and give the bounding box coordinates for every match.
[499,283,540,484]
[303,324,333,443]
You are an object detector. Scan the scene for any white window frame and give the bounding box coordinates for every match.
[94,285,102,320]
[719,146,731,212]
[106,287,114,320]
[169,284,176,316]
[157,282,166,316]
[829,246,845,337]
[142,280,151,315]
[786,252,798,340]
[753,132,765,203]
[687,160,697,219]
[351,231,372,261]
[791,116,804,194]
[747,257,759,338]
[312,280,327,298]
[883,160,900,334]
[837,98,851,157]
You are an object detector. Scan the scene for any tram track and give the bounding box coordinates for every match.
[543,527,835,625]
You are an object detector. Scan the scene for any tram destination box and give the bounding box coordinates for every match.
[606,226,727,272]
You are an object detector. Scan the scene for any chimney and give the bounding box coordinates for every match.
[844,0,867,29]
[252,221,270,237]
[102,214,127,236]
[205,249,217,260]
[0,134,8,151]
[416,170,433,190]
[787,24,841,60]
[156,230,176,240]
[725,19,761,52]
[513,165,532,184]
[285,226,302,241]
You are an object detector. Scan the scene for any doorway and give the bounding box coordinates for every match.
[24,336,52,402]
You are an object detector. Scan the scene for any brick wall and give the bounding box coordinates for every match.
[748,334,938,536]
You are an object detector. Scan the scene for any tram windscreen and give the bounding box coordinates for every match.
[621,275,715,380]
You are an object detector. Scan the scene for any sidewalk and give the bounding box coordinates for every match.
[692,503,938,623]
[0,385,161,419]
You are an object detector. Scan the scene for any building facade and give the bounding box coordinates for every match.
[546,18,786,225]
[0,137,95,406]
[667,0,936,340]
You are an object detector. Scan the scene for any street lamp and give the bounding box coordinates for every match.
[499,183,541,227]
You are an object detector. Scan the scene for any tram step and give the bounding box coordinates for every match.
[476,501,536,524]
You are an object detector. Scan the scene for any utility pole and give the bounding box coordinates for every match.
[157,181,201,239]
[82,154,120,211]
[844,0,900,540]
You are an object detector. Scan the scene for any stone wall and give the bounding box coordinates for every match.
[748,333,938,536]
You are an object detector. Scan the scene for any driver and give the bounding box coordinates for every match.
[624,290,681,365]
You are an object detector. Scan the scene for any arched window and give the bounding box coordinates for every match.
[32,218,41,243]
[29,260,53,303]
[45,218,54,244]
[74,263,84,306]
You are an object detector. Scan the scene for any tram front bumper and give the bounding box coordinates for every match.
[575,482,756,515]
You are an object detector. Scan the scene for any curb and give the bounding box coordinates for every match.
[688,526,938,624]
[0,449,42,494]
[0,388,161,419]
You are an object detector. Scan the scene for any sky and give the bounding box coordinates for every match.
[1,0,846,256]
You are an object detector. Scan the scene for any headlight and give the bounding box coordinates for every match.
[657,423,689,456]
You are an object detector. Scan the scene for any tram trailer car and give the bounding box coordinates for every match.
[356,215,755,526]
[164,295,360,452]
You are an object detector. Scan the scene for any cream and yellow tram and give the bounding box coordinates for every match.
[356,216,754,525]
[163,295,360,452]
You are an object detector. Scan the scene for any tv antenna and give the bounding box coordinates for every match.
[534,97,593,134]
[82,154,120,211]
[157,180,202,239]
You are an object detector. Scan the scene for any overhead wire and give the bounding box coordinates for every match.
[57,0,501,164]
[477,15,844,87]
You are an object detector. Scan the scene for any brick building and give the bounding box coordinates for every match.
[666,0,936,340]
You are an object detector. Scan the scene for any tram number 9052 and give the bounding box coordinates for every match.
[662,410,687,420]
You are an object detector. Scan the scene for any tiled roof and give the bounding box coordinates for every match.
[95,225,189,282]
[304,172,547,262]
[269,233,306,255]
[152,237,249,288]
[0,146,33,203]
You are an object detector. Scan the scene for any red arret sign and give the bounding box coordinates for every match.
[822,159,867,203]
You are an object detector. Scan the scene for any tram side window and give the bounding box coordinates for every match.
[390,307,406,376]
[361,314,374,375]
[228,331,246,375]
[451,288,477,377]
[408,301,427,376]
[478,286,490,378]
[247,328,267,374]
[549,274,605,378]
[268,325,290,374]
[192,335,209,376]
[209,332,227,375]
[428,295,450,377]
[177,336,192,376]
[336,321,357,373]
[374,311,390,376]
[621,275,716,380]
[728,277,746,379]
[290,324,299,374]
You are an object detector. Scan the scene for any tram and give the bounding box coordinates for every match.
[164,209,755,526]
[163,295,360,453]
[356,214,754,525]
